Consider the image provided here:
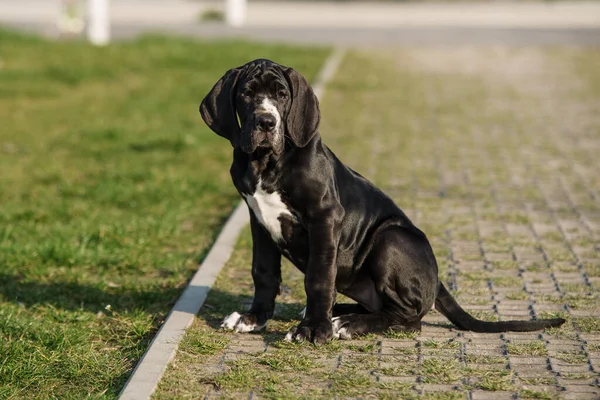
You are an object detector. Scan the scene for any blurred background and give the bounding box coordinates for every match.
[1,1,599,399]
[1,0,600,46]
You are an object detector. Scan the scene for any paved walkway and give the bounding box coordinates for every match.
[153,47,600,399]
[3,1,600,28]
[2,1,600,45]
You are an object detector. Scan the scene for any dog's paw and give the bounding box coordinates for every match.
[221,311,266,333]
[299,306,306,319]
[332,317,352,340]
[284,319,333,344]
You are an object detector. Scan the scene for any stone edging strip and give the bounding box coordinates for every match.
[118,47,345,400]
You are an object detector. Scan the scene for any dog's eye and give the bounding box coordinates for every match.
[242,89,253,98]
[277,89,289,99]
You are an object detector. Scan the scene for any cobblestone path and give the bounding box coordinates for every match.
[155,47,600,400]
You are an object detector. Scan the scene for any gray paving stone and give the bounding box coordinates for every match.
[467,349,507,358]
[510,357,549,366]
[421,383,462,393]
[587,357,600,372]
[377,375,418,384]
[557,376,598,386]
[564,393,600,400]
[551,364,592,375]
[514,369,555,379]
[504,333,544,341]
[470,391,515,400]
[562,384,600,395]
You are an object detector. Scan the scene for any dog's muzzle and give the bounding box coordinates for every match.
[241,101,284,154]
[241,121,283,154]
[255,113,277,133]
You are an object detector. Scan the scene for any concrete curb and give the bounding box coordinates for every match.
[117,47,345,400]
[118,203,249,400]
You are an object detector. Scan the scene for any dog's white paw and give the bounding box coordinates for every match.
[299,306,306,319]
[284,330,295,342]
[221,311,265,333]
[332,317,352,340]
[284,326,307,342]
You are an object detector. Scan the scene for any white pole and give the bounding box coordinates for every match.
[225,0,246,27]
[87,0,110,45]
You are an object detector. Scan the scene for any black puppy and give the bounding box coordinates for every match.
[200,59,565,344]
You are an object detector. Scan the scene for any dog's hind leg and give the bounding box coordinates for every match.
[332,311,421,339]
[332,225,438,339]
[331,283,423,340]
[298,303,369,319]
[332,303,370,317]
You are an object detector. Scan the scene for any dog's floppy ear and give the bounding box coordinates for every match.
[284,68,320,148]
[199,67,244,145]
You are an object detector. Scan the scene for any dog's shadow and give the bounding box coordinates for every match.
[198,288,455,341]
[198,288,307,341]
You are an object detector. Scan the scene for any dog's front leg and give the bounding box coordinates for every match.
[221,212,281,333]
[286,206,343,344]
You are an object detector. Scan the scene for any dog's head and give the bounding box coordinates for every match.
[200,59,320,154]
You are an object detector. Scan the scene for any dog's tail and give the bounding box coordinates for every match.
[434,282,565,333]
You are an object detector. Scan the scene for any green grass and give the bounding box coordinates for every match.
[420,358,464,383]
[345,342,378,353]
[519,377,555,385]
[553,350,587,364]
[574,317,600,333]
[328,370,373,396]
[505,291,529,300]
[392,345,419,355]
[506,341,547,357]
[0,28,329,399]
[468,368,514,391]
[201,359,271,391]
[178,328,229,356]
[586,343,600,352]
[422,393,464,400]
[519,389,560,400]
[463,354,506,364]
[422,339,461,349]
[561,372,596,380]
[377,382,418,400]
[257,350,319,372]
[384,328,419,339]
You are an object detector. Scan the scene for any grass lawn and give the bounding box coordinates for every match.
[155,47,600,399]
[0,28,329,399]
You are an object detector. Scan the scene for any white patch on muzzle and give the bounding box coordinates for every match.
[259,98,281,133]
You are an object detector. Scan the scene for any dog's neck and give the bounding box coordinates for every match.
[234,134,322,193]
[232,146,287,193]
[249,147,279,169]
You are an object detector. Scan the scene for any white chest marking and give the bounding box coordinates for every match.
[243,179,293,242]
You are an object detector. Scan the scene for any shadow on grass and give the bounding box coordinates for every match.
[422,321,456,330]
[198,288,301,321]
[0,199,239,316]
[0,272,181,315]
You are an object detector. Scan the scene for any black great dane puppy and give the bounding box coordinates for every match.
[200,59,565,344]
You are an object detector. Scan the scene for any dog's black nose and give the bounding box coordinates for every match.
[256,114,276,131]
